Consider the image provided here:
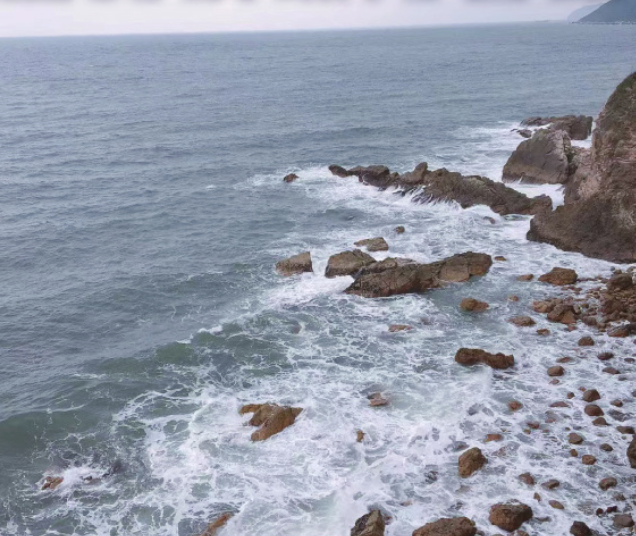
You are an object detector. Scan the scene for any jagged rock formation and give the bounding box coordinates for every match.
[528,72,636,262]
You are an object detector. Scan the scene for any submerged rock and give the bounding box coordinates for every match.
[354,237,389,252]
[345,252,492,298]
[283,173,299,183]
[198,512,233,536]
[489,502,533,532]
[326,249,375,278]
[276,252,313,276]
[412,517,476,536]
[455,348,514,370]
[240,403,302,441]
[351,510,385,536]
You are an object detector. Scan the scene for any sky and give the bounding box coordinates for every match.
[0,0,601,38]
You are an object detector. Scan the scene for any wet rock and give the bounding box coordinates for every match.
[517,274,534,281]
[593,417,608,426]
[627,436,636,469]
[550,401,569,408]
[547,366,565,377]
[570,521,592,536]
[569,432,584,444]
[617,426,635,435]
[515,128,533,138]
[583,389,601,402]
[509,400,523,411]
[509,295,519,302]
[388,324,412,333]
[603,366,620,374]
[356,430,365,443]
[503,128,574,184]
[41,476,63,491]
[547,304,577,324]
[549,500,565,510]
[328,164,350,178]
[458,447,488,478]
[354,237,389,252]
[614,514,634,528]
[276,251,313,276]
[495,255,507,261]
[240,403,303,441]
[598,351,614,361]
[571,449,579,457]
[345,252,492,298]
[521,115,593,140]
[460,298,489,312]
[543,479,560,490]
[489,502,533,532]
[326,250,376,278]
[395,226,405,234]
[585,404,604,417]
[537,328,550,336]
[519,473,535,486]
[455,348,514,370]
[369,393,389,407]
[609,323,636,338]
[600,477,618,490]
[412,517,476,536]
[578,336,595,346]
[199,512,234,536]
[601,443,614,452]
[557,357,574,364]
[486,433,503,442]
[283,173,299,183]
[608,272,634,292]
[582,455,597,465]
[509,316,536,327]
[611,399,624,407]
[351,510,385,536]
[538,267,578,286]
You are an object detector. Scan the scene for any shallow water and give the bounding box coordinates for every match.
[1,23,636,536]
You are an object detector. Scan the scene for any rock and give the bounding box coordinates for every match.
[199,512,234,536]
[355,257,417,277]
[460,298,489,312]
[455,348,514,370]
[276,252,313,276]
[495,255,507,261]
[389,324,412,333]
[537,328,550,336]
[351,510,385,536]
[356,430,365,442]
[602,367,620,375]
[486,433,503,442]
[354,237,389,252]
[458,447,487,477]
[509,316,536,327]
[345,252,492,299]
[538,267,578,285]
[582,455,597,465]
[412,517,476,536]
[609,323,636,337]
[543,479,560,490]
[547,366,565,377]
[549,500,564,510]
[326,250,375,278]
[395,226,405,234]
[598,351,614,361]
[569,432,584,444]
[347,165,394,187]
[509,295,519,302]
[611,399,624,407]
[240,403,302,441]
[585,404,603,417]
[617,425,635,434]
[508,400,523,411]
[283,173,299,183]
[593,417,608,426]
[41,476,63,491]
[601,443,614,452]
[369,393,389,407]
[527,73,636,263]
[583,389,601,402]
[516,128,533,138]
[614,514,634,529]
[571,449,579,457]
[550,401,569,408]
[517,274,534,281]
[547,304,577,324]
[600,477,618,490]
[328,164,351,178]
[578,336,595,346]
[521,115,593,140]
[570,521,592,536]
[489,502,533,532]
[608,272,634,291]
[519,473,535,486]
[503,128,574,184]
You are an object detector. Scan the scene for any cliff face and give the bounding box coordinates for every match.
[580,0,636,23]
[527,72,636,263]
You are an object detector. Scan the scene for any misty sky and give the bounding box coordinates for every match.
[0,0,599,38]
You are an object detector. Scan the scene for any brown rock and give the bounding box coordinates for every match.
[601,443,613,452]
[517,274,534,281]
[603,366,620,374]
[571,449,579,457]
[388,324,412,333]
[351,510,385,536]
[276,252,313,276]
[592,417,608,426]
[458,447,487,478]
[569,432,584,444]
[199,513,233,536]
[585,404,604,417]
[538,267,578,286]
[583,389,601,402]
[283,173,299,183]
[489,502,533,532]
[41,476,63,491]
[570,521,592,536]
[395,226,405,234]
[542,479,560,490]
[509,316,536,327]
[241,403,303,441]
[354,237,389,252]
[537,328,550,336]
[547,366,565,377]
[486,433,503,442]
[356,430,365,443]
[495,256,507,261]
[582,455,597,465]
[508,400,523,411]
[328,164,351,178]
[519,473,535,486]
[614,514,634,528]
[617,425,635,434]
[326,250,375,278]
[600,477,618,490]
[550,401,569,408]
[578,336,595,346]
[549,500,564,510]
[521,115,593,140]
[412,517,476,536]
[455,348,514,370]
[609,323,636,338]
[460,298,489,312]
[598,351,614,361]
[611,399,624,407]
[369,393,389,407]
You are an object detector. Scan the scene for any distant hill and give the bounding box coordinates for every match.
[580,0,636,22]
[567,3,603,21]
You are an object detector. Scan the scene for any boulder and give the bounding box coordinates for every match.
[489,502,533,532]
[521,115,593,140]
[283,173,299,183]
[508,316,536,327]
[538,267,578,285]
[460,298,489,312]
[458,447,487,477]
[455,348,514,370]
[503,129,574,184]
[276,252,313,276]
[326,250,375,278]
[345,252,492,298]
[240,403,302,441]
[354,237,389,252]
[583,389,601,402]
[351,510,385,536]
[413,517,476,536]
[199,513,233,536]
[599,477,617,491]
[528,73,636,262]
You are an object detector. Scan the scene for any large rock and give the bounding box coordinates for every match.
[503,129,574,184]
[345,252,492,298]
[528,72,636,262]
[326,250,375,278]
[521,115,593,140]
[240,403,302,441]
[458,447,488,477]
[276,252,313,276]
[413,517,476,536]
[455,348,515,369]
[489,502,533,532]
[538,267,578,285]
[351,510,385,536]
[354,237,389,252]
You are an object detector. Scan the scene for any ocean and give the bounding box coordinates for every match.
[1,22,635,536]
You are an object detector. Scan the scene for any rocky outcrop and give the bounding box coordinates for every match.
[240,403,302,441]
[354,237,389,252]
[345,252,492,298]
[521,115,593,140]
[489,502,533,532]
[455,348,515,369]
[276,252,313,276]
[351,510,385,536]
[412,517,476,536]
[326,250,376,278]
[458,447,487,477]
[328,163,551,216]
[502,129,574,184]
[528,72,636,262]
